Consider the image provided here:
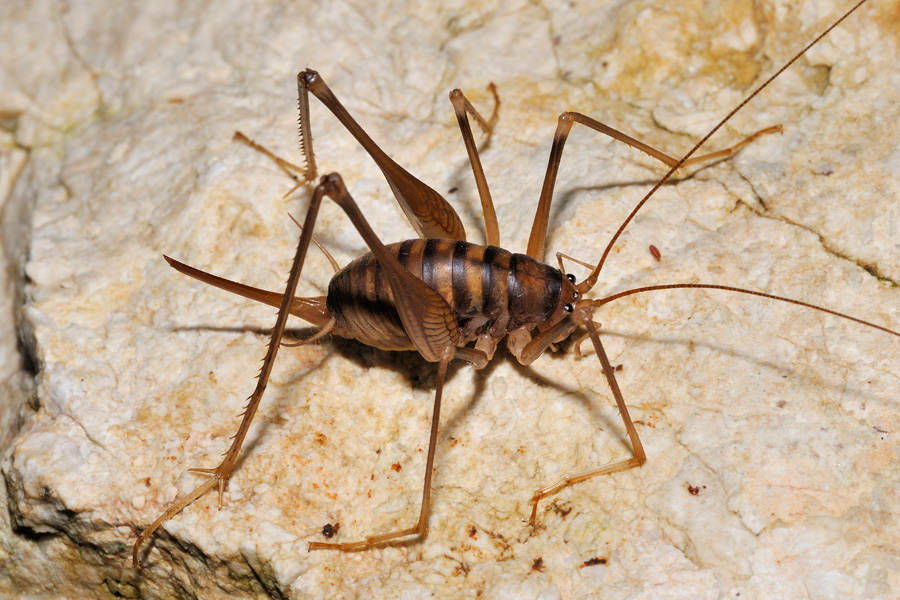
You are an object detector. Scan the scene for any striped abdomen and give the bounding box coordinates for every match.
[326,239,565,351]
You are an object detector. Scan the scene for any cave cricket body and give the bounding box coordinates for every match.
[132,0,896,567]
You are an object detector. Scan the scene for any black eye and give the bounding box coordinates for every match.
[564,304,573,313]
[566,273,575,283]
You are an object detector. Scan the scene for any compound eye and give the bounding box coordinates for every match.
[564,304,573,313]
[566,273,576,283]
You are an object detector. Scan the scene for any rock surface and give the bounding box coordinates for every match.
[2,0,899,598]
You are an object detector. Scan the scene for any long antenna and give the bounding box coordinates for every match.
[576,0,870,295]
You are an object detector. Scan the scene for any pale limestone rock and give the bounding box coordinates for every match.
[2,0,899,598]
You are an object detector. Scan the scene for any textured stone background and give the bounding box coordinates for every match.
[2,0,899,598]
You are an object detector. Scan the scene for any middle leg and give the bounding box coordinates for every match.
[308,345,457,551]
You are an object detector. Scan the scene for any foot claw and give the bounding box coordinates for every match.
[132,461,236,568]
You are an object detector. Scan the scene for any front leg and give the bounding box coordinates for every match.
[527,315,646,525]
[507,319,578,367]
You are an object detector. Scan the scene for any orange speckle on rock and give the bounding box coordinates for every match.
[687,483,706,496]
[581,556,608,568]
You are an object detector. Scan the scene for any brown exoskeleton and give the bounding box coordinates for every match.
[132,0,895,566]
